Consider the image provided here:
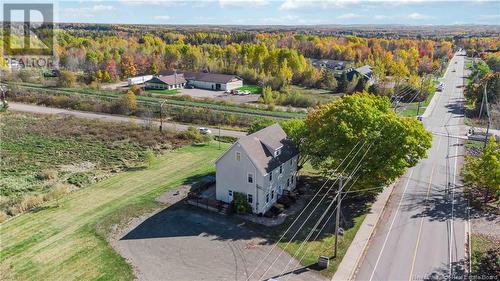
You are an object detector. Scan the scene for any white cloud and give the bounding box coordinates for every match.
[93,4,114,11]
[337,13,362,19]
[408,12,433,20]
[153,15,172,20]
[219,0,269,8]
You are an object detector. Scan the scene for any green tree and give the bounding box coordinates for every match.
[463,137,500,203]
[338,71,348,93]
[319,68,337,91]
[306,92,432,190]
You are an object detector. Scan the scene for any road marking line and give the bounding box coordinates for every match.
[407,136,442,281]
[368,169,414,281]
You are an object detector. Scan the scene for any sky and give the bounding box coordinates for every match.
[2,0,500,25]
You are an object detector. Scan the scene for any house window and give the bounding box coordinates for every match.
[248,173,253,183]
[266,194,269,203]
[275,149,281,156]
[279,165,283,174]
[271,190,274,199]
[287,178,290,187]
[236,152,241,161]
[290,159,293,165]
[228,190,233,196]
[247,194,253,204]
[269,172,273,181]
[291,176,294,184]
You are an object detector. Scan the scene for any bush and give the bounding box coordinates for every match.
[67,172,93,187]
[57,70,76,87]
[0,211,8,223]
[45,184,68,201]
[144,148,155,167]
[37,169,58,181]
[20,194,45,212]
[232,192,252,214]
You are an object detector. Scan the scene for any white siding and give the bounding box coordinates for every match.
[216,145,299,214]
[215,144,263,213]
[223,80,243,91]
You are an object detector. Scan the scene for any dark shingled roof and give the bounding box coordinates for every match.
[148,74,187,85]
[237,124,299,175]
[183,72,241,84]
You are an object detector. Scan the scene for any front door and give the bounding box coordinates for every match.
[215,83,221,90]
[228,190,233,202]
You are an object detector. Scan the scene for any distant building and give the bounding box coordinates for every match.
[309,58,353,71]
[127,75,153,86]
[215,124,299,215]
[145,74,187,90]
[182,72,243,91]
[346,65,374,85]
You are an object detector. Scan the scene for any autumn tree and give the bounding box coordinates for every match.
[463,137,500,203]
[306,92,432,190]
[121,90,137,114]
[121,55,137,78]
[57,70,76,87]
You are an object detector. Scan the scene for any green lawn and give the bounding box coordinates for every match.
[279,213,366,276]
[399,90,436,117]
[145,88,180,95]
[0,142,228,281]
[237,85,262,95]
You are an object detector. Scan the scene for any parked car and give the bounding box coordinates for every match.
[185,84,194,89]
[198,127,212,134]
[437,83,444,91]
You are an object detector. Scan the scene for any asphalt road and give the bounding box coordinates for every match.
[355,52,468,281]
[7,102,247,138]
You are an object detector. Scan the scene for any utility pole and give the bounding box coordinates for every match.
[483,83,491,149]
[159,100,167,132]
[334,177,344,258]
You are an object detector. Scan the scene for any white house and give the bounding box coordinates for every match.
[215,124,299,215]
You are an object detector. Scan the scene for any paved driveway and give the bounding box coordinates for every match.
[113,206,326,281]
[179,88,259,104]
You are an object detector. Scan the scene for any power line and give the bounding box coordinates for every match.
[255,141,371,280]
[245,139,365,281]
[277,145,372,279]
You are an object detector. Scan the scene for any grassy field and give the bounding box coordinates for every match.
[399,90,436,117]
[144,88,180,95]
[237,85,262,95]
[289,85,338,105]
[0,112,190,218]
[0,142,228,281]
